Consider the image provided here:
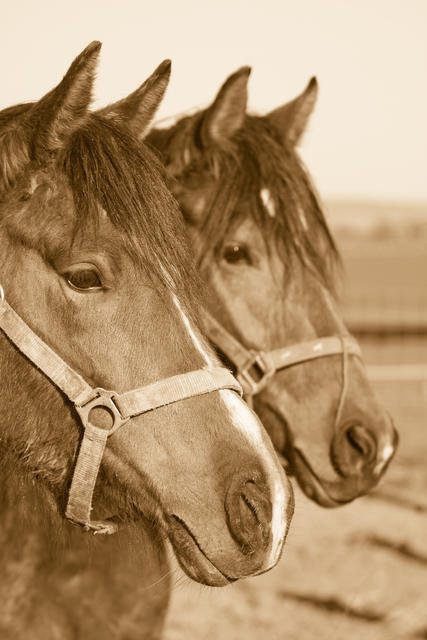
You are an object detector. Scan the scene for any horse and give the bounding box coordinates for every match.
[143,68,398,508]
[0,45,293,639]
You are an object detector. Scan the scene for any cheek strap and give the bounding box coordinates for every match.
[203,308,360,424]
[0,291,242,534]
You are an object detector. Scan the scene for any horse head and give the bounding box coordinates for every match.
[146,68,398,507]
[0,45,292,594]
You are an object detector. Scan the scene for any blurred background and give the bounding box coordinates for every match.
[2,1,426,638]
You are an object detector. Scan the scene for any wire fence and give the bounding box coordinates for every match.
[344,288,427,385]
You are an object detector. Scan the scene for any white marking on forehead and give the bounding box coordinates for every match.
[183,146,191,166]
[193,195,206,217]
[171,293,215,367]
[28,174,52,195]
[297,204,308,231]
[29,176,39,194]
[260,187,275,218]
[219,389,287,564]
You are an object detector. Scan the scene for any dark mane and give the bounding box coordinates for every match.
[152,113,341,292]
[60,114,196,296]
[0,105,197,299]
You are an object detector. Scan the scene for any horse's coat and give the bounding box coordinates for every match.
[146,68,398,508]
[0,45,292,639]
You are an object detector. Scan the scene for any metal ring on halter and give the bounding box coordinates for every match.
[74,387,130,436]
[0,284,4,301]
[237,351,275,397]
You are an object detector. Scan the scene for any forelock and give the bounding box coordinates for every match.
[167,112,340,291]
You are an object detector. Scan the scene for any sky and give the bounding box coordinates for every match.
[2,0,426,203]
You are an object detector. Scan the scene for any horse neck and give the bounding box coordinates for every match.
[0,447,66,634]
[0,338,171,639]
[0,458,170,638]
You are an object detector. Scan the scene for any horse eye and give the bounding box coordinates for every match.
[222,244,252,266]
[66,268,103,291]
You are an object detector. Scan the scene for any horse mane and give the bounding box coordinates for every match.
[0,105,198,302]
[151,112,341,293]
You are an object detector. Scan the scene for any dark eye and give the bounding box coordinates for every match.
[66,267,103,292]
[222,243,252,266]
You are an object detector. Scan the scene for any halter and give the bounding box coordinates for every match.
[0,285,242,535]
[203,310,362,426]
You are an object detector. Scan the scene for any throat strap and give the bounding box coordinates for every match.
[0,293,241,534]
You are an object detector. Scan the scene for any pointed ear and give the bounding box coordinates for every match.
[27,41,101,155]
[268,77,318,146]
[98,60,171,139]
[199,66,251,147]
[0,42,100,192]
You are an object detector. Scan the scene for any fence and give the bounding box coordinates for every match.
[343,278,427,384]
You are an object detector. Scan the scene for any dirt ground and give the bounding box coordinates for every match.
[164,379,427,639]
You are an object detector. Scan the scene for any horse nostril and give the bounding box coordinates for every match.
[225,473,272,556]
[240,481,258,526]
[346,424,376,462]
[331,422,378,478]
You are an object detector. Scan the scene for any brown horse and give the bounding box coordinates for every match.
[0,46,292,639]
[144,68,398,508]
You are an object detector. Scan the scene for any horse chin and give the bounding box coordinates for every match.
[166,515,234,587]
[288,448,357,508]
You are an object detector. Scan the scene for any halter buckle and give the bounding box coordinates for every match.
[75,388,129,435]
[237,351,275,397]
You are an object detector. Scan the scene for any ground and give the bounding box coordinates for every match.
[164,234,427,640]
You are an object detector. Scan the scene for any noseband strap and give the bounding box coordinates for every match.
[0,292,242,534]
[203,310,362,398]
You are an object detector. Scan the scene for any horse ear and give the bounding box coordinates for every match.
[268,77,318,146]
[0,42,100,192]
[199,66,251,147]
[98,60,171,139]
[26,41,101,155]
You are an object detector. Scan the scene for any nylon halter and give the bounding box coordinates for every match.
[203,310,362,426]
[0,286,242,535]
